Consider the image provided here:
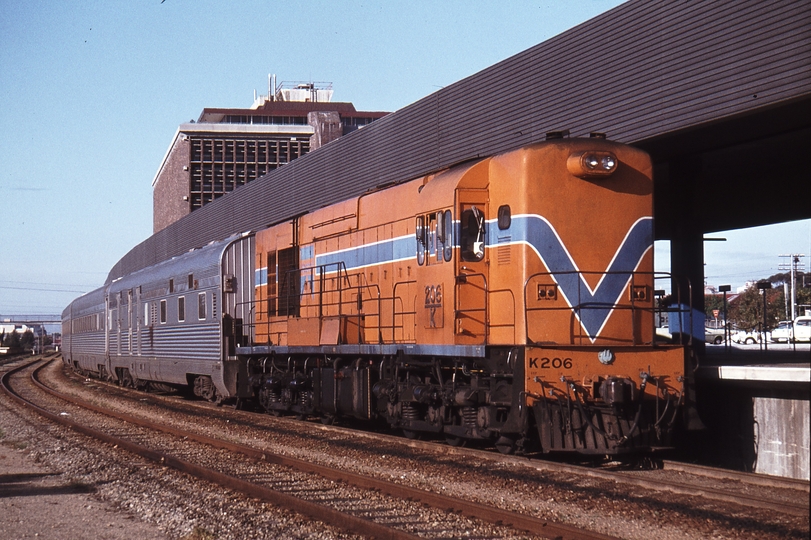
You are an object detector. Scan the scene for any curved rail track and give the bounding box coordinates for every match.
[2,357,619,540]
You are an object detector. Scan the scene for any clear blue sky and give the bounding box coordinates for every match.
[1,0,809,319]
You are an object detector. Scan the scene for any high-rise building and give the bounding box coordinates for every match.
[152,78,388,233]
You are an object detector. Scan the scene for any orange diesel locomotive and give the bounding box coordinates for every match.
[237,134,686,455]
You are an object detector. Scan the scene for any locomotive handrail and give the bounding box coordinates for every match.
[391,280,417,344]
[242,262,418,346]
[487,287,517,343]
[523,271,692,347]
[455,269,489,343]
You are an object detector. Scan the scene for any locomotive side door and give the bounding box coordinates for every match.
[455,189,489,344]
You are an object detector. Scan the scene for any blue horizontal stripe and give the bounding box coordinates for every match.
[316,236,416,272]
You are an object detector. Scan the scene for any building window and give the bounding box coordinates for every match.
[188,137,310,213]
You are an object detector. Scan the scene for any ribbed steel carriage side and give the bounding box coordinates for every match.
[61,286,106,372]
[111,323,222,388]
[105,232,255,397]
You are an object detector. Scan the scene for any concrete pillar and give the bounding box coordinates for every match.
[668,156,706,351]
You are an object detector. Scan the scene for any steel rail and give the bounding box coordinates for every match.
[262,409,811,518]
[383,436,811,517]
[420,444,811,517]
[1,359,422,540]
[57,355,810,520]
[661,460,810,493]
[59,358,810,521]
[32,359,618,540]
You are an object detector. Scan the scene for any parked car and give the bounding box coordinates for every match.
[792,315,811,342]
[770,316,811,343]
[704,326,726,344]
[770,321,793,343]
[732,330,769,345]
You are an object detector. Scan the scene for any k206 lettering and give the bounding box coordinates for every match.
[528,357,573,369]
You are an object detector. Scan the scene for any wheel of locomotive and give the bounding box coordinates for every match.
[320,414,335,425]
[444,435,467,447]
[402,429,421,440]
[495,436,517,455]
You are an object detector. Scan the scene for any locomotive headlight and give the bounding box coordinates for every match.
[601,154,616,169]
[567,151,619,178]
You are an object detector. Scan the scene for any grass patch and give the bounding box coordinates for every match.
[0,439,28,450]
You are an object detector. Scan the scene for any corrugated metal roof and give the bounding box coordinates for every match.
[107,0,811,283]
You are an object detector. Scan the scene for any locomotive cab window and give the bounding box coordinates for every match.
[178,296,186,323]
[416,211,453,264]
[198,292,207,320]
[461,206,486,261]
[441,210,452,261]
[160,299,167,324]
[415,216,426,265]
[497,205,511,230]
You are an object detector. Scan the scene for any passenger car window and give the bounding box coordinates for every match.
[198,292,207,320]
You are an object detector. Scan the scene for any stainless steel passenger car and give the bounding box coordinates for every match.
[61,286,106,372]
[62,233,254,401]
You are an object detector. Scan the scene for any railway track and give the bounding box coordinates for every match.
[2,357,617,540]
[51,356,810,521]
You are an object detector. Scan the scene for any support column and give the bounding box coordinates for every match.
[667,157,709,436]
[668,157,706,355]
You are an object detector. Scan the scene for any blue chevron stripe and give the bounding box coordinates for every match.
[513,215,653,340]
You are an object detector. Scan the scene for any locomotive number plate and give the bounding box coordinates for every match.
[424,284,444,328]
[528,357,573,369]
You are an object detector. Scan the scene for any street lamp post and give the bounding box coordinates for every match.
[719,284,731,351]
[756,281,772,351]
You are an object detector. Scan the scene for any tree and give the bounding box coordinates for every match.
[728,286,782,331]
[3,330,21,348]
[704,294,726,321]
[19,330,35,350]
